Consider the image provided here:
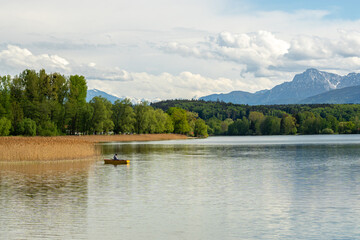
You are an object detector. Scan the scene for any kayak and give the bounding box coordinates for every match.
[104,159,130,165]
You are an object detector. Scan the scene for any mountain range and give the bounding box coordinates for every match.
[86,89,144,104]
[199,69,360,105]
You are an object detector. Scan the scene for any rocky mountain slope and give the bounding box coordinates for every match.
[200,69,360,105]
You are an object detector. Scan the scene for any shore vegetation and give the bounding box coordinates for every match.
[0,134,187,162]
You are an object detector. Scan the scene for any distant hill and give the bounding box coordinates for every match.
[87,89,146,104]
[200,69,360,105]
[86,89,121,103]
[299,85,360,104]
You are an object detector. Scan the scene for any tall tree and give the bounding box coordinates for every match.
[65,75,87,134]
[261,116,281,135]
[194,118,208,137]
[249,111,265,134]
[0,75,12,119]
[168,107,190,134]
[134,101,152,134]
[112,99,135,134]
[280,115,297,135]
[90,96,113,134]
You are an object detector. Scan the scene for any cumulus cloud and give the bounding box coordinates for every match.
[160,30,290,76]
[0,45,135,82]
[85,67,133,81]
[0,45,70,73]
[160,29,360,77]
[0,45,261,100]
[87,70,267,101]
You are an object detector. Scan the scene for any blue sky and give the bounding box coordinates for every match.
[237,0,359,19]
[1,0,360,100]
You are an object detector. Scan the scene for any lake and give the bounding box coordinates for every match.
[1,135,360,239]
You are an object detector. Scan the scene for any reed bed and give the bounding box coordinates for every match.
[0,137,98,162]
[0,134,187,162]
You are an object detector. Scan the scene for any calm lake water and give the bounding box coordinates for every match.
[1,135,360,239]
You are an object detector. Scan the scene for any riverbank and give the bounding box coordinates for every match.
[0,134,188,162]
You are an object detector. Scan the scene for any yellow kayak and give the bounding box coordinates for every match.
[104,159,130,165]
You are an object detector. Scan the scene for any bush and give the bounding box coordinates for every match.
[0,117,11,136]
[38,121,58,136]
[321,128,334,134]
[21,118,37,136]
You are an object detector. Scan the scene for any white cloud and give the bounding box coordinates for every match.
[3,1,360,99]
[160,31,291,75]
[0,45,266,100]
[87,70,267,101]
[160,29,360,78]
[85,67,134,82]
[0,45,70,73]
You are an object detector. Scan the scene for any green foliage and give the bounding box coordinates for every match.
[38,121,58,136]
[134,101,152,134]
[19,118,37,136]
[0,117,11,136]
[168,107,190,134]
[248,111,264,134]
[112,99,135,134]
[338,121,355,134]
[154,109,173,133]
[321,128,334,134]
[228,118,250,135]
[6,69,360,137]
[260,116,281,135]
[152,99,360,135]
[207,117,222,135]
[280,115,297,135]
[194,118,208,137]
[90,96,113,134]
[0,75,12,119]
[65,75,87,134]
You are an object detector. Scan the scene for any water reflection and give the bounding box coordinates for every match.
[1,136,360,239]
[0,160,94,239]
[99,140,360,239]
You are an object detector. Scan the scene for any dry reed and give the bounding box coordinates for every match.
[0,134,187,162]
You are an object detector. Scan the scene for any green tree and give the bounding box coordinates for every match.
[325,115,339,133]
[19,118,37,136]
[38,121,58,136]
[338,121,355,134]
[207,117,222,135]
[90,96,113,134]
[249,111,265,134]
[261,116,281,135]
[194,118,208,137]
[186,111,198,136]
[153,109,173,133]
[0,75,12,119]
[168,107,190,134]
[0,117,11,136]
[78,104,94,134]
[112,99,135,134]
[221,118,233,134]
[228,117,250,135]
[280,115,297,135]
[65,75,87,134]
[134,101,152,134]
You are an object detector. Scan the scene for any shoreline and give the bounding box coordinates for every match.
[0,134,188,162]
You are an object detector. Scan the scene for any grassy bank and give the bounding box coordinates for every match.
[0,134,187,162]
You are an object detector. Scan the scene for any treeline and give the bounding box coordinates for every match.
[0,69,208,137]
[151,100,360,135]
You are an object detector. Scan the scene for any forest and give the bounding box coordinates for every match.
[152,100,360,135]
[0,69,208,137]
[2,69,360,137]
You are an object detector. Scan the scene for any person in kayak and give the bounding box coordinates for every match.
[113,153,119,160]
